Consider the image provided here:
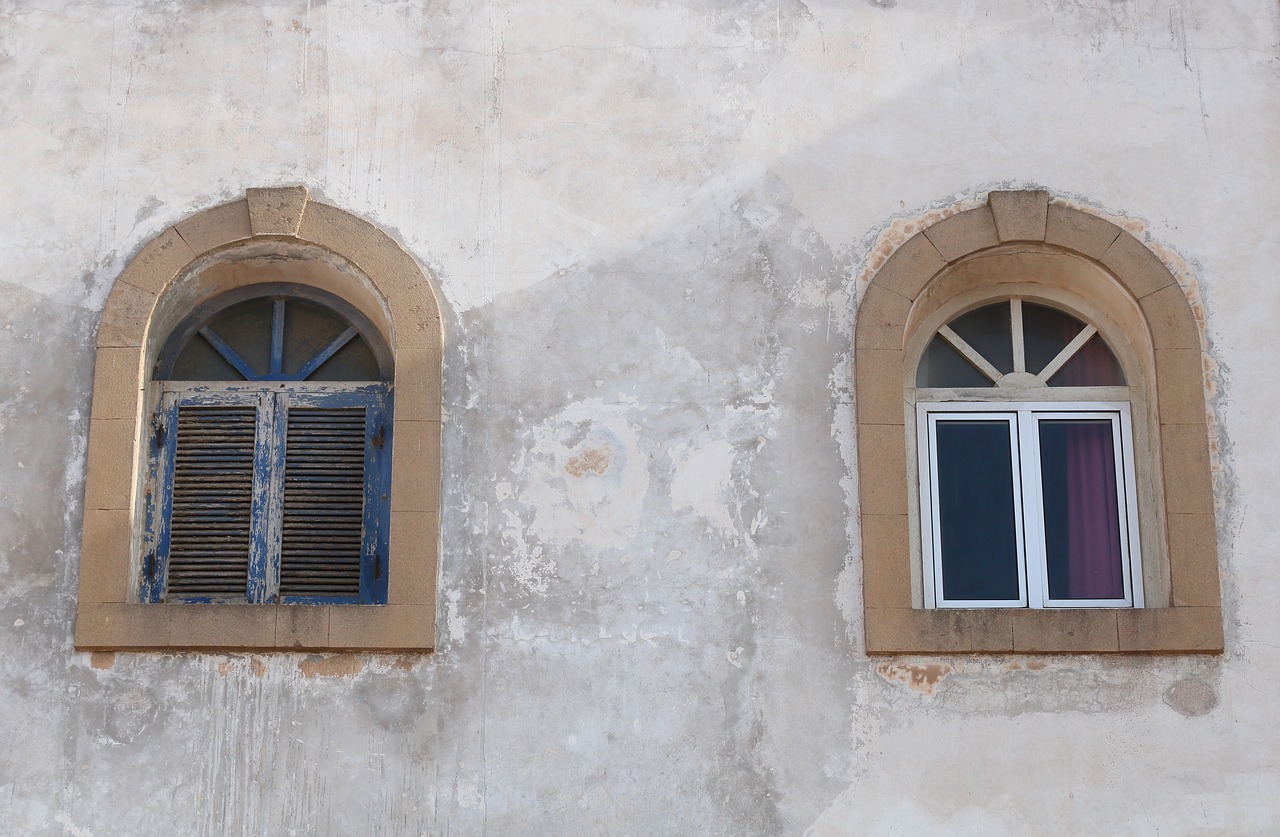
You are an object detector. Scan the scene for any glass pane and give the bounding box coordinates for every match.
[1048,334,1126,386]
[282,300,353,378]
[307,334,380,381]
[934,420,1021,602]
[168,333,244,381]
[1022,302,1084,376]
[917,336,995,388]
[949,302,1013,374]
[1038,419,1125,600]
[203,298,274,378]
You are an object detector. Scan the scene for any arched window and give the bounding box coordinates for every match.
[75,188,442,652]
[914,299,1142,609]
[143,287,392,605]
[855,190,1222,654]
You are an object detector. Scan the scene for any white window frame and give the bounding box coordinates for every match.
[917,401,1144,610]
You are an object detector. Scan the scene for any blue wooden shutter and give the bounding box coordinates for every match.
[278,406,368,600]
[276,388,390,604]
[145,387,390,604]
[153,402,260,601]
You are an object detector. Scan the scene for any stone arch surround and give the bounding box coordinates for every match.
[854,190,1222,654]
[76,187,443,651]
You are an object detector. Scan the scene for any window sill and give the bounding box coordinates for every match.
[74,603,434,652]
[864,606,1223,654]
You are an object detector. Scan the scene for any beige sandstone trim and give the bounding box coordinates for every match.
[855,190,1222,655]
[75,187,443,652]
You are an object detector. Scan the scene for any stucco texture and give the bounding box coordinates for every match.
[1,0,1278,833]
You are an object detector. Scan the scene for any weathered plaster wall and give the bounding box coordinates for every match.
[1,0,1278,833]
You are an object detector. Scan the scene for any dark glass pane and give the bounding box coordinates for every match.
[204,298,274,378]
[307,334,380,381]
[935,420,1021,602]
[1023,302,1084,376]
[282,300,353,378]
[917,336,995,388]
[168,333,244,381]
[949,302,1013,374]
[1048,334,1126,386]
[1039,420,1125,600]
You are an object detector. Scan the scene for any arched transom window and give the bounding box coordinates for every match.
[914,298,1143,610]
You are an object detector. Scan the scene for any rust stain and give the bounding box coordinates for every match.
[875,662,953,696]
[565,446,610,477]
[1025,659,1048,671]
[216,660,235,676]
[89,652,116,670]
[391,655,419,671]
[299,654,363,678]
[251,658,267,678]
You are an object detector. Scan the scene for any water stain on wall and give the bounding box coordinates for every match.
[875,662,954,697]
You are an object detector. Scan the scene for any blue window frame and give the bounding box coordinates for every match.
[142,287,393,605]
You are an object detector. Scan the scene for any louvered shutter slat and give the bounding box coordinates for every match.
[279,407,367,598]
[165,406,256,597]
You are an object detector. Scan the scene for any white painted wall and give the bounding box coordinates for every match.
[1,0,1277,832]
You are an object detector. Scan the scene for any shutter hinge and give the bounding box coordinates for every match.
[374,552,382,580]
[152,414,166,447]
[371,425,386,450]
[144,551,155,583]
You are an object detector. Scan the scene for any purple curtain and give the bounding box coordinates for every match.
[1062,422,1125,599]
[1051,334,1125,386]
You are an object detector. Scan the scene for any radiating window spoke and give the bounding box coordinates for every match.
[918,299,1125,389]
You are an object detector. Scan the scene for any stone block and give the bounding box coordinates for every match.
[276,606,331,649]
[328,605,434,651]
[390,423,442,512]
[1012,610,1118,653]
[1045,203,1123,259]
[77,509,133,604]
[175,199,253,254]
[871,232,946,300]
[854,349,907,426]
[1155,348,1207,426]
[1100,233,1175,300]
[1160,423,1215,515]
[115,227,196,296]
[394,368,443,422]
[388,512,439,605]
[864,608,1014,654]
[298,201,432,301]
[857,426,909,515]
[855,283,912,352]
[1141,282,1201,350]
[97,281,157,348]
[860,514,913,609]
[1167,513,1221,607]
[1117,607,1223,653]
[89,346,144,422]
[247,186,310,236]
[988,190,1050,242]
[923,206,1001,261]
[75,603,169,649]
[83,419,137,511]
[167,605,277,650]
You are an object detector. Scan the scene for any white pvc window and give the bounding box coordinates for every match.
[918,402,1143,609]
